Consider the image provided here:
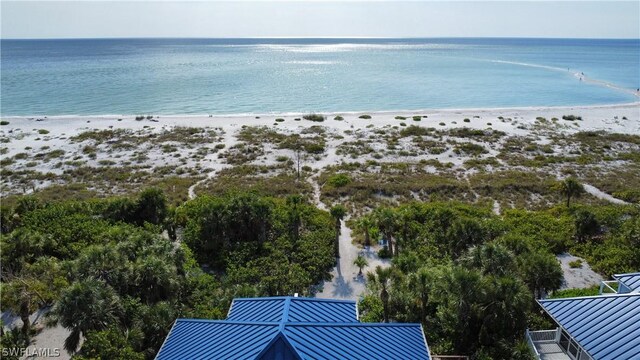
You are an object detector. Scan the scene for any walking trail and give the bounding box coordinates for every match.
[582,183,630,205]
[308,176,390,301]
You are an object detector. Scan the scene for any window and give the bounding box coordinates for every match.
[559,331,570,351]
[568,340,579,358]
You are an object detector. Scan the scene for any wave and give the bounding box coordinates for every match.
[4,101,639,119]
[283,60,343,65]
[488,59,639,97]
[253,43,469,53]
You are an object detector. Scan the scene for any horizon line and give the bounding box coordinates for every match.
[3,35,640,41]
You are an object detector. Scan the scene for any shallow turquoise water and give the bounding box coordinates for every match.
[1,38,638,116]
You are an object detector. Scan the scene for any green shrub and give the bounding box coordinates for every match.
[38,129,50,135]
[305,143,325,154]
[334,116,344,121]
[0,121,9,125]
[400,125,431,137]
[359,115,372,119]
[98,160,116,166]
[463,118,470,123]
[549,285,599,299]
[562,115,582,121]
[377,247,392,258]
[395,116,406,120]
[412,116,421,121]
[612,190,640,203]
[303,114,325,122]
[569,259,583,268]
[0,158,14,166]
[453,143,489,156]
[327,173,352,187]
[275,118,285,122]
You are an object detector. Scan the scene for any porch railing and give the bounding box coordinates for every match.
[526,328,560,359]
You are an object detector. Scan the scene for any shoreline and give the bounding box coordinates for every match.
[2,101,639,120]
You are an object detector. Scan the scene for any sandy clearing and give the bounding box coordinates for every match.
[557,253,604,290]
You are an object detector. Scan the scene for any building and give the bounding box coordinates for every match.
[526,272,640,360]
[156,296,432,359]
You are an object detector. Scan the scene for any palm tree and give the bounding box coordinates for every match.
[366,266,394,322]
[1,278,46,335]
[353,255,368,276]
[355,216,373,248]
[133,256,179,304]
[556,177,585,208]
[286,195,303,243]
[397,207,414,253]
[409,267,432,325]
[52,279,123,353]
[373,208,398,256]
[520,251,563,299]
[135,188,167,225]
[330,205,346,258]
[461,243,515,277]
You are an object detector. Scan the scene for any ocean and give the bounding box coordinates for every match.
[1,38,638,116]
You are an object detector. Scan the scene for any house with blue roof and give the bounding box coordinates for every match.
[156,296,432,360]
[526,272,640,360]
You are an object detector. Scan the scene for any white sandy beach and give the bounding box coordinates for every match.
[1,102,638,200]
[4,102,639,138]
[2,103,638,163]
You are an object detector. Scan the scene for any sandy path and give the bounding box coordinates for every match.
[2,308,73,360]
[308,176,390,301]
[582,184,630,205]
[188,171,216,199]
[556,253,604,290]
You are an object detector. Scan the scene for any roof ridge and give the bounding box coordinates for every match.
[284,322,424,327]
[614,272,640,277]
[280,297,292,329]
[175,319,281,325]
[232,296,356,304]
[539,292,640,302]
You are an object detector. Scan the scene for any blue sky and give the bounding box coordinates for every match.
[2,1,639,39]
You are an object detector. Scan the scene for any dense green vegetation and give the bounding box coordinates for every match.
[355,201,640,359]
[2,118,639,359]
[0,189,335,359]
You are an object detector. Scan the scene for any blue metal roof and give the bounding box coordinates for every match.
[286,298,358,323]
[227,298,287,322]
[614,272,640,293]
[227,297,358,323]
[539,293,640,360]
[156,320,280,360]
[284,323,431,360]
[156,296,430,360]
